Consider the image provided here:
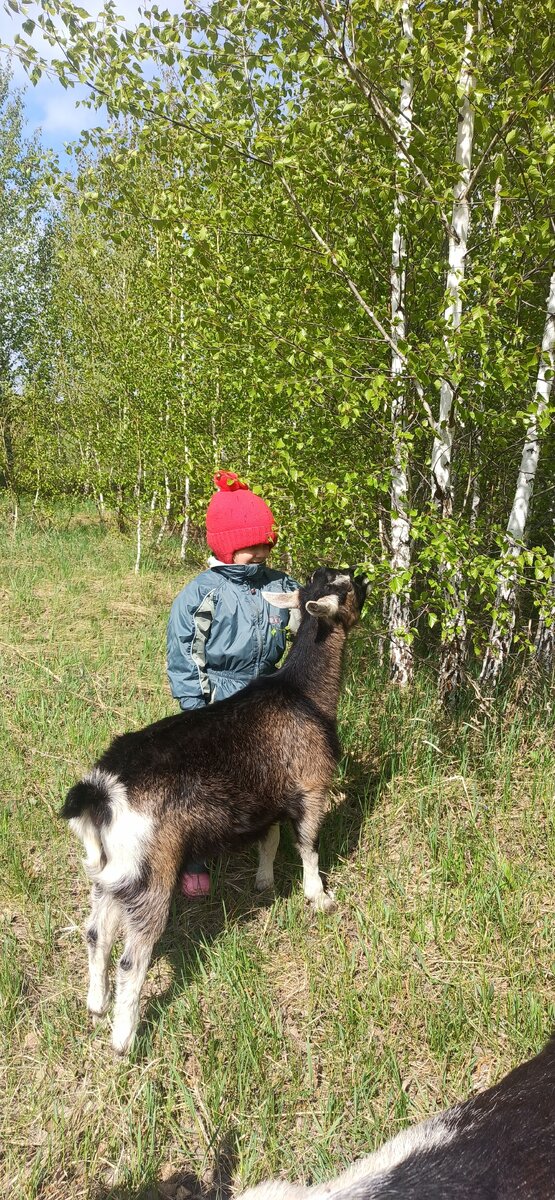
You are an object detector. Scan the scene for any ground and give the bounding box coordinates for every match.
[1,506,554,1199]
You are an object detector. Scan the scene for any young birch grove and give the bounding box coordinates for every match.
[1,1,555,696]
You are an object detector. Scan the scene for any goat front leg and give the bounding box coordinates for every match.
[86,885,121,1021]
[255,823,280,891]
[111,887,172,1055]
[294,802,335,914]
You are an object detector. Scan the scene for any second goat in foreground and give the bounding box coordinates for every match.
[62,566,369,1053]
[238,1035,555,1199]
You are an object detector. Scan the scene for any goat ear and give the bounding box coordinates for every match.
[306,595,339,618]
[262,589,300,609]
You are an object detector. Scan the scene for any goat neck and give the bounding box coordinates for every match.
[283,613,347,719]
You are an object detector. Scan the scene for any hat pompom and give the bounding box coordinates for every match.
[213,470,249,493]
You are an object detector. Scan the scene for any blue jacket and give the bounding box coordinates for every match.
[167,560,299,709]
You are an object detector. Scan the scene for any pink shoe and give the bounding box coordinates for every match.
[180,867,211,898]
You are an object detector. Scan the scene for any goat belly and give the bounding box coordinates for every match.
[192,819,281,862]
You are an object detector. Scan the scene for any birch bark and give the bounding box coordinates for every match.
[431,18,476,701]
[469,179,502,530]
[481,265,555,683]
[134,459,142,574]
[388,0,414,686]
[534,528,555,675]
[156,472,171,545]
[178,295,191,559]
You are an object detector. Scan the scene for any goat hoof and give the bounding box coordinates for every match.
[88,994,111,1023]
[90,1010,109,1027]
[312,890,336,914]
[255,875,274,892]
[111,1028,135,1056]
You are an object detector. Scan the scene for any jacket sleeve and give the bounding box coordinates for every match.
[167,582,217,710]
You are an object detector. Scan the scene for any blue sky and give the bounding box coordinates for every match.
[1,1,106,165]
[0,1,181,166]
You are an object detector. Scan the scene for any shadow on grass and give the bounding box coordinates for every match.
[94,1132,237,1200]
[117,751,385,1061]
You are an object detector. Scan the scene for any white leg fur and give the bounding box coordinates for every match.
[299,846,335,913]
[111,938,155,1055]
[256,823,280,890]
[86,889,121,1018]
[238,1111,456,1200]
[294,793,335,914]
[110,885,173,1055]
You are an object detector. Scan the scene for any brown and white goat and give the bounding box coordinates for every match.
[239,1035,555,1200]
[62,567,369,1053]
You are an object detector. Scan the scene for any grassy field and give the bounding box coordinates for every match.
[1,508,554,1200]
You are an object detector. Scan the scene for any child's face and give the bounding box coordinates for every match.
[233,543,272,565]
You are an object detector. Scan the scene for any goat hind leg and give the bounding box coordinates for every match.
[86,885,121,1020]
[255,823,280,891]
[111,887,172,1055]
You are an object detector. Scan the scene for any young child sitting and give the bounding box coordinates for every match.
[167,469,299,898]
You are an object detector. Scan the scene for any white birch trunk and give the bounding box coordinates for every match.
[180,471,190,559]
[534,542,555,675]
[492,174,502,231]
[469,433,481,531]
[178,295,192,560]
[388,0,413,687]
[534,513,555,674]
[134,461,142,575]
[156,473,171,545]
[481,265,555,683]
[470,179,501,531]
[431,20,475,513]
[377,512,389,669]
[431,19,476,701]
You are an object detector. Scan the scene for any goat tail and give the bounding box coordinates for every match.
[61,778,105,821]
[62,766,153,891]
[61,767,124,880]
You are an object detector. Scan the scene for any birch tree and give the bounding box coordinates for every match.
[388,0,414,686]
[480,265,555,684]
[431,15,476,700]
[534,516,555,675]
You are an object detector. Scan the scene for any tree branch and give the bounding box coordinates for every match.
[278,172,440,435]
[316,0,453,240]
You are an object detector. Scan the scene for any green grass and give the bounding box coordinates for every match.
[1,507,554,1199]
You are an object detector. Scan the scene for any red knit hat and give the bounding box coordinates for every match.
[205,471,277,564]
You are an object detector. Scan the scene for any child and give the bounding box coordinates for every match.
[167,469,299,897]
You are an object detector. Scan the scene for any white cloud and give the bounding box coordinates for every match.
[40,89,103,134]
